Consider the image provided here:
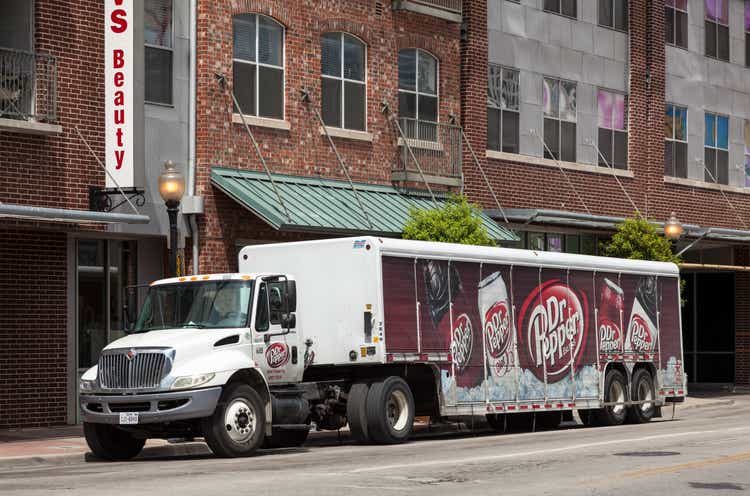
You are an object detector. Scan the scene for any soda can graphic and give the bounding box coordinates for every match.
[598,277,624,354]
[625,276,658,352]
[478,271,514,378]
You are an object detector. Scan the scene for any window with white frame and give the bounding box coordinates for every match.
[665,0,688,48]
[543,77,577,162]
[145,0,173,105]
[705,0,729,60]
[321,33,366,132]
[398,48,438,140]
[487,65,519,154]
[704,112,729,184]
[597,89,627,169]
[664,103,688,178]
[544,0,577,18]
[233,14,284,120]
[744,120,750,187]
[598,0,627,31]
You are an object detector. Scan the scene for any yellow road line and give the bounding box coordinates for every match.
[622,451,750,479]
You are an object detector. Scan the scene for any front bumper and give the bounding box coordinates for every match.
[80,387,222,425]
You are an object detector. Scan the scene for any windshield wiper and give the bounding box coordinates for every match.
[181,322,206,329]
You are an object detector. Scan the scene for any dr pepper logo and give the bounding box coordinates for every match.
[451,313,473,372]
[628,314,654,351]
[265,343,289,368]
[484,301,512,359]
[518,281,588,382]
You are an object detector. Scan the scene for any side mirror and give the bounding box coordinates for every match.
[286,280,297,312]
[281,313,296,329]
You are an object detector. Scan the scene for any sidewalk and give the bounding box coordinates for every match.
[0,394,740,469]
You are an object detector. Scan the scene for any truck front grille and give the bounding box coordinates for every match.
[98,350,169,390]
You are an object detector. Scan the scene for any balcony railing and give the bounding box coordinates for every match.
[392,0,462,22]
[393,118,462,187]
[0,47,57,123]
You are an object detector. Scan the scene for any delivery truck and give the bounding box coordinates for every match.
[79,237,686,460]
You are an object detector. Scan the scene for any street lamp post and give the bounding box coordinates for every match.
[664,211,684,253]
[158,160,185,277]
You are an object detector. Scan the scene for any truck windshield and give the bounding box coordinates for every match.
[134,280,254,332]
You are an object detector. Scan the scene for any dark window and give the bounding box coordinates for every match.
[704,112,729,184]
[705,0,729,61]
[398,49,438,140]
[543,77,576,162]
[487,65,520,154]
[664,103,688,178]
[597,89,628,169]
[321,33,366,131]
[144,0,173,105]
[255,283,269,332]
[665,0,688,49]
[544,0,576,18]
[233,14,284,119]
[598,0,627,31]
[746,2,750,67]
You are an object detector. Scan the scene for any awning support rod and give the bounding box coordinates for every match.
[300,89,373,230]
[676,228,712,257]
[529,129,591,215]
[699,159,748,230]
[584,138,641,217]
[453,117,509,225]
[381,101,438,207]
[74,126,141,215]
[215,73,292,224]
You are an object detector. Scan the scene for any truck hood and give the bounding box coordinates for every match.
[104,328,249,356]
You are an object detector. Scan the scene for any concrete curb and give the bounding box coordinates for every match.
[677,398,735,411]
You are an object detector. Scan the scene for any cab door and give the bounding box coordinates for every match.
[251,277,303,384]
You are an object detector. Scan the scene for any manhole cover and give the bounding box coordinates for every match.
[614,451,680,457]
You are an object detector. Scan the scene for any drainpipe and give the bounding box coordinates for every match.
[187,0,200,275]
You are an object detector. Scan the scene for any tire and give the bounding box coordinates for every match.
[366,377,415,444]
[486,414,505,432]
[594,369,629,427]
[83,422,146,461]
[347,382,371,443]
[202,383,266,458]
[626,369,656,424]
[262,426,310,449]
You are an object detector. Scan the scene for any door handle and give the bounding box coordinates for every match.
[291,346,298,364]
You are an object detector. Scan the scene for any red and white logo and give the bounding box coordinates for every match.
[627,314,654,352]
[265,343,289,369]
[599,318,621,353]
[519,281,588,382]
[451,313,473,372]
[484,301,511,359]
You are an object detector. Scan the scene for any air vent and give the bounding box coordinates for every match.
[375,1,384,16]
[214,335,240,347]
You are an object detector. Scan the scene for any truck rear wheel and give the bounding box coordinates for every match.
[202,383,266,458]
[347,382,371,443]
[366,377,415,444]
[83,422,146,461]
[626,369,656,424]
[594,369,628,426]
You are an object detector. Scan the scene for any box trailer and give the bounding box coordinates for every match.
[79,237,686,460]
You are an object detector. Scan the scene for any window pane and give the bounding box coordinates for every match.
[615,0,628,30]
[745,120,750,154]
[488,65,503,108]
[418,95,438,122]
[258,66,283,119]
[613,93,626,130]
[717,115,729,149]
[706,0,728,24]
[544,118,559,159]
[321,77,341,127]
[705,113,716,147]
[746,0,750,30]
[598,128,613,166]
[717,25,729,61]
[746,35,750,67]
[561,121,576,162]
[418,52,437,95]
[674,106,687,140]
[544,0,560,13]
[503,68,519,110]
[613,130,627,169]
[543,78,559,117]
[565,235,580,254]
[233,14,256,61]
[675,141,688,177]
[560,81,576,121]
[547,234,563,252]
[398,49,417,91]
[343,34,365,81]
[145,47,173,105]
[705,148,716,182]
[561,0,577,17]
[233,61,256,115]
[664,141,674,176]
[399,92,416,119]
[665,7,675,44]
[502,111,519,153]
[145,0,172,47]
[599,0,613,27]
[717,150,729,184]
[258,16,283,67]
[676,11,688,47]
[344,81,366,131]
[598,89,613,128]
[321,33,341,77]
[488,108,500,151]
[745,155,750,187]
[705,21,717,57]
[665,104,674,138]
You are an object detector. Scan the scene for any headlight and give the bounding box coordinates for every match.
[171,373,215,390]
[79,379,97,392]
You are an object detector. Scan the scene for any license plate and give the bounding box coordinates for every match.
[119,412,139,425]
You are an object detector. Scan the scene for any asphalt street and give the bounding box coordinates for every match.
[1,397,748,496]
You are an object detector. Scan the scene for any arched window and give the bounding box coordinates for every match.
[321,33,366,131]
[398,48,438,139]
[232,14,284,119]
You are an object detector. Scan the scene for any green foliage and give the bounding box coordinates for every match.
[600,216,682,264]
[402,195,496,247]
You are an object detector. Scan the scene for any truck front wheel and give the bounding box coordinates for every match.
[202,383,266,458]
[83,422,146,461]
[366,377,415,444]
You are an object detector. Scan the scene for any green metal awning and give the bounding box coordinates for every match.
[210,167,518,242]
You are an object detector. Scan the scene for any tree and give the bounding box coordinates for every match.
[600,216,681,264]
[402,195,496,247]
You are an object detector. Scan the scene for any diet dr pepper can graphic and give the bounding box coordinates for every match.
[625,276,658,352]
[479,271,514,378]
[598,278,624,354]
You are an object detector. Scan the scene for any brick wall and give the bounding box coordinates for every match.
[194,0,462,272]
[0,229,67,428]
